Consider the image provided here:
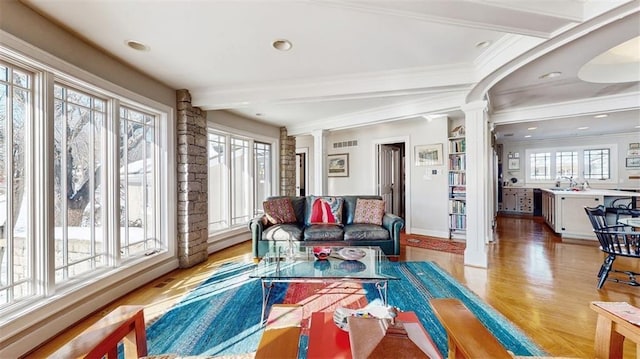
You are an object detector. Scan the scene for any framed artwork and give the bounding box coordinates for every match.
[415,143,443,166]
[508,158,520,170]
[328,153,349,177]
[629,143,640,150]
[626,157,640,168]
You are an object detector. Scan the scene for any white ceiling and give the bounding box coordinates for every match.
[20,0,640,138]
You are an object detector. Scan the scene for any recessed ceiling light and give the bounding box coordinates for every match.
[539,71,562,80]
[272,39,292,51]
[635,125,640,128]
[578,126,589,130]
[524,135,532,138]
[476,41,491,48]
[594,114,608,118]
[527,127,537,130]
[126,40,149,51]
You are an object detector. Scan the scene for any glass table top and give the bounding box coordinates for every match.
[250,245,398,281]
[618,217,640,228]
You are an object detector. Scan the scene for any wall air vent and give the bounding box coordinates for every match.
[503,133,514,137]
[333,140,358,148]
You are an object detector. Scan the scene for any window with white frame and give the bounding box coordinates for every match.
[253,141,271,216]
[584,148,610,180]
[527,146,613,182]
[53,83,109,283]
[119,106,159,259]
[530,152,551,180]
[208,130,273,234]
[0,51,170,312]
[556,151,578,178]
[0,63,34,305]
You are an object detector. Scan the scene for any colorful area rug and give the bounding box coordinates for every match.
[146,261,544,358]
[401,235,466,255]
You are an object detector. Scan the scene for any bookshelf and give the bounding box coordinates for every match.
[448,135,466,239]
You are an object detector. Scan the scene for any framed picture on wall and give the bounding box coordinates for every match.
[626,157,640,168]
[328,153,349,177]
[508,158,520,170]
[415,143,443,166]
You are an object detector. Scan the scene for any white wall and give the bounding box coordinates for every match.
[499,132,640,189]
[297,116,450,237]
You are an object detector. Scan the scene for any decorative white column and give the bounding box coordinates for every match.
[462,100,490,268]
[312,129,328,195]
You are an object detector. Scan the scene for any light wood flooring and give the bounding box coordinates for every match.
[29,215,639,358]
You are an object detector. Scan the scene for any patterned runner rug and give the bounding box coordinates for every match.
[401,234,466,255]
[146,261,544,358]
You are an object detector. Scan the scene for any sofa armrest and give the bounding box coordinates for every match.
[382,213,404,256]
[249,215,267,259]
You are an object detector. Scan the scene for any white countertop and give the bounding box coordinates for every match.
[540,188,640,197]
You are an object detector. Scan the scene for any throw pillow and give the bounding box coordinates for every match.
[263,198,297,225]
[353,198,385,225]
[308,196,344,225]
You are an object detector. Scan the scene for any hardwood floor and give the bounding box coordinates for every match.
[29,215,639,358]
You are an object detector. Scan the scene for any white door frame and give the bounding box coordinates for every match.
[372,136,411,232]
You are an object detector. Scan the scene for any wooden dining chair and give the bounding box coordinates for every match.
[585,206,640,289]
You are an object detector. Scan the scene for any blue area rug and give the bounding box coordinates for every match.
[146,261,545,357]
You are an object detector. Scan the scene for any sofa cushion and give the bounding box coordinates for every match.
[263,198,297,224]
[263,224,303,241]
[306,196,344,226]
[342,195,383,225]
[304,224,345,241]
[353,198,385,225]
[343,224,390,241]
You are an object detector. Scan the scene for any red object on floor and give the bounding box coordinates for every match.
[307,311,440,359]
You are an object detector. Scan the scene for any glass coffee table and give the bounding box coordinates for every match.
[250,245,398,323]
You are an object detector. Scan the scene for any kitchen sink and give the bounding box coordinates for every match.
[548,187,572,191]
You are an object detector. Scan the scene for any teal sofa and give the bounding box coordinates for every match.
[248,195,404,260]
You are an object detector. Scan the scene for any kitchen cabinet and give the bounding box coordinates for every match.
[557,194,602,239]
[501,188,533,214]
[542,190,555,228]
[542,189,640,240]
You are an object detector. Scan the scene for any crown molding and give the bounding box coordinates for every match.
[466,0,640,102]
[193,63,476,110]
[491,92,640,124]
[287,90,468,135]
[308,0,557,38]
[473,34,545,81]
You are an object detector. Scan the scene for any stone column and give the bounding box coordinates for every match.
[176,89,208,268]
[280,127,296,196]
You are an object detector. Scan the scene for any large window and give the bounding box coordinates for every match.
[556,151,577,178]
[53,83,108,283]
[584,148,610,180]
[254,141,272,215]
[530,152,551,180]
[0,52,170,313]
[208,130,274,234]
[0,63,33,305]
[527,146,613,182]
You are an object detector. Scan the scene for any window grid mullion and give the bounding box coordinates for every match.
[5,69,15,302]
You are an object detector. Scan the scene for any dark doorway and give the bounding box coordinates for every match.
[377,143,405,218]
